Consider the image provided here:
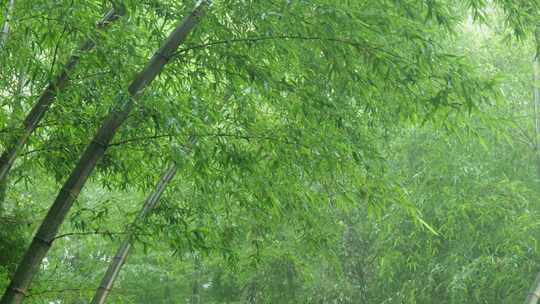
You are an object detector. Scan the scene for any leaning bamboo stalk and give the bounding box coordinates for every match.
[0,2,209,303]
[91,163,177,304]
[0,5,124,184]
[0,0,16,208]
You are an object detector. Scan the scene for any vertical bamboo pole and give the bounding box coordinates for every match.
[524,26,540,304]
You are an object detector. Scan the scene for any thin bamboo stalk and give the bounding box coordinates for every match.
[0,5,125,185]
[524,26,540,304]
[525,271,540,304]
[0,0,15,46]
[91,163,177,304]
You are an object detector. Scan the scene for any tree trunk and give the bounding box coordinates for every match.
[0,0,14,47]
[91,163,177,304]
[0,2,208,303]
[0,5,125,205]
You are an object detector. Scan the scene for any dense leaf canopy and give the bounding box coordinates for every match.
[1,0,540,303]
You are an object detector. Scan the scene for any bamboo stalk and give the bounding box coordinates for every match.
[91,163,177,304]
[0,5,125,187]
[533,53,540,179]
[524,26,540,304]
[190,254,202,304]
[0,1,209,303]
[0,0,14,46]
[525,271,540,304]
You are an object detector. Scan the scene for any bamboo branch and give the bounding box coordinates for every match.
[53,230,146,240]
[18,131,306,157]
[174,34,402,61]
[27,287,127,297]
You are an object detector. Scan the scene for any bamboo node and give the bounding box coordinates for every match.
[98,285,112,291]
[60,186,79,200]
[155,51,172,63]
[34,236,53,247]
[91,138,109,150]
[8,286,27,296]
[530,291,540,298]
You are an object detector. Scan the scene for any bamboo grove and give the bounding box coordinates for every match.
[2,0,540,303]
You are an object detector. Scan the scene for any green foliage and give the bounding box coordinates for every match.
[1,0,540,303]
